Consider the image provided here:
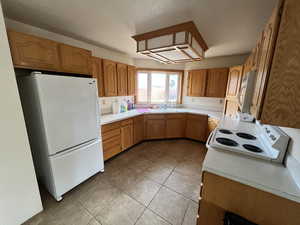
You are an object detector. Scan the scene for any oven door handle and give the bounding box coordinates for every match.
[206,128,216,149]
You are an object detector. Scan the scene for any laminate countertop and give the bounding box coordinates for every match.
[203,117,300,203]
[100,108,222,125]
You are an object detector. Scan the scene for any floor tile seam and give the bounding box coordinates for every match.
[145,207,174,225]
[160,184,196,203]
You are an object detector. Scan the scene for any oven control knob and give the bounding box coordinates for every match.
[270,135,276,141]
[265,128,270,133]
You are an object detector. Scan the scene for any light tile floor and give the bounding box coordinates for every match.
[23,139,207,225]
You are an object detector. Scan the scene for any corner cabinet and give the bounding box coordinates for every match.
[205,68,229,98]
[7,30,61,71]
[187,69,207,97]
[185,114,208,142]
[59,44,92,75]
[165,114,186,138]
[91,56,105,97]
[145,114,166,139]
[133,115,144,145]
[103,59,118,96]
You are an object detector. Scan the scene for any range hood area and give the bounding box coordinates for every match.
[132,21,208,64]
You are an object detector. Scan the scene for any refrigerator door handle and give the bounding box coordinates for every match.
[50,139,100,158]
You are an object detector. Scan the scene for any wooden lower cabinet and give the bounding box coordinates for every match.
[145,114,166,139]
[121,119,133,150]
[102,121,121,161]
[198,172,300,225]
[185,114,208,142]
[165,114,186,138]
[207,117,219,138]
[133,115,144,144]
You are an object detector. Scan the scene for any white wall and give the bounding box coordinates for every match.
[5,18,134,65]
[0,4,43,225]
[134,58,185,70]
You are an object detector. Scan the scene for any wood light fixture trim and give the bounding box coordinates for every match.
[132,21,208,64]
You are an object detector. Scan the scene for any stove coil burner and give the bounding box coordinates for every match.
[236,132,257,140]
[219,129,233,135]
[216,138,238,147]
[243,144,263,153]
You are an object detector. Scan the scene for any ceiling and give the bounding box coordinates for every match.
[1,0,278,59]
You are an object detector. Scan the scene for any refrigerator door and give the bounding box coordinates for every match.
[49,139,103,200]
[34,74,100,155]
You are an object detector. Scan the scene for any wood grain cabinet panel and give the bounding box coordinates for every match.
[117,63,128,96]
[145,115,166,139]
[91,57,105,97]
[226,66,243,99]
[127,65,136,96]
[223,99,239,118]
[121,123,133,151]
[207,117,219,138]
[187,69,207,97]
[101,122,121,161]
[185,114,208,142]
[133,115,144,145]
[205,68,229,98]
[103,59,118,96]
[199,172,300,225]
[59,44,92,75]
[7,30,60,71]
[166,114,186,138]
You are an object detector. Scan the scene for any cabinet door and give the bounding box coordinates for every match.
[187,70,207,96]
[223,99,239,118]
[128,65,136,96]
[226,66,243,99]
[207,118,219,138]
[121,124,133,150]
[166,114,186,138]
[117,63,128,96]
[133,115,144,144]
[91,57,105,97]
[7,30,60,71]
[59,44,92,75]
[250,6,281,118]
[145,118,166,139]
[206,68,229,97]
[185,114,208,142]
[103,59,118,96]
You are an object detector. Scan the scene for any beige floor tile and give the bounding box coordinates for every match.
[164,171,201,202]
[182,201,199,225]
[135,209,171,225]
[149,187,189,225]
[95,193,145,225]
[123,177,161,206]
[143,164,174,184]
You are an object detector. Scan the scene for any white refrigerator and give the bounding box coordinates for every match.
[18,72,104,201]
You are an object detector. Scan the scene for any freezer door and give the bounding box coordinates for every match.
[49,139,103,199]
[35,75,100,155]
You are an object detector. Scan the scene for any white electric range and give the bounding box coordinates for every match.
[207,121,290,164]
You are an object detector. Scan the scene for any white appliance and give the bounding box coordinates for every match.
[18,72,104,201]
[238,70,256,113]
[207,121,290,164]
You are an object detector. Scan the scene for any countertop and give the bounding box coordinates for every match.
[203,117,300,203]
[100,108,223,125]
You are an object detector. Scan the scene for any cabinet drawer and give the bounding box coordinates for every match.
[103,145,121,161]
[145,114,165,120]
[166,113,186,119]
[121,118,133,126]
[102,128,120,141]
[103,135,121,150]
[102,121,121,133]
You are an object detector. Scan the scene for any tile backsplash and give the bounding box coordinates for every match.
[182,96,224,112]
[99,96,134,115]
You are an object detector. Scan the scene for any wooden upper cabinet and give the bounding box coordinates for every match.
[226,66,243,99]
[250,3,281,119]
[127,65,136,96]
[91,57,105,97]
[103,59,118,96]
[117,63,128,96]
[187,69,207,97]
[59,44,92,75]
[205,68,229,98]
[7,30,60,71]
